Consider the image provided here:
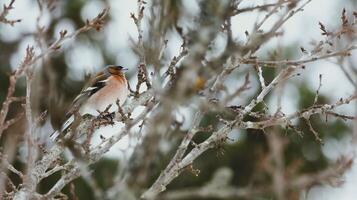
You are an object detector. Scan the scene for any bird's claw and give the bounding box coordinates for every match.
[96,111,115,126]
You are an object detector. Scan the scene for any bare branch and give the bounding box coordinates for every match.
[241,46,356,67]
[0,0,21,26]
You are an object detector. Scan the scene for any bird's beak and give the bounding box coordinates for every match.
[121,67,129,71]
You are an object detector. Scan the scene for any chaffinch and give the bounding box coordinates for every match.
[51,65,129,140]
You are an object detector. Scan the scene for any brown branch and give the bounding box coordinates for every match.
[305,118,323,143]
[313,74,323,104]
[325,111,356,121]
[158,157,352,200]
[243,66,297,114]
[0,153,23,178]
[0,46,34,138]
[11,8,111,200]
[241,0,312,55]
[131,0,151,96]
[240,46,356,67]
[291,157,353,188]
[0,0,21,26]
[165,41,188,79]
[223,72,251,104]
[135,63,151,96]
[1,8,109,140]
[31,8,109,63]
[230,1,292,16]
[241,94,357,130]
[1,112,24,132]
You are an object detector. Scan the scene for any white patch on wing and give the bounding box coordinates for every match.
[83,86,98,92]
[50,115,74,141]
[98,79,109,83]
[79,76,129,116]
[61,115,74,131]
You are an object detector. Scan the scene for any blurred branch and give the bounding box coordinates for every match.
[164,41,188,79]
[241,94,357,130]
[291,157,353,188]
[141,124,234,199]
[0,7,109,139]
[243,65,297,114]
[0,153,23,179]
[142,62,289,197]
[30,8,109,65]
[1,112,24,131]
[12,89,154,199]
[131,0,151,95]
[231,1,291,16]
[0,0,21,26]
[142,65,355,198]
[158,157,352,200]
[0,47,34,138]
[241,46,357,67]
[10,8,111,200]
[241,0,312,55]
[158,167,266,200]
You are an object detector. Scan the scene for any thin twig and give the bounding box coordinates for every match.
[0,0,21,26]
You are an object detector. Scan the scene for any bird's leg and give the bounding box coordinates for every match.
[116,99,131,122]
[96,112,115,125]
[95,104,115,126]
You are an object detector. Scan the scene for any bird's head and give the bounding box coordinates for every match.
[106,65,128,76]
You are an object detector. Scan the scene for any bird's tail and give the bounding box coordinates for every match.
[50,115,74,141]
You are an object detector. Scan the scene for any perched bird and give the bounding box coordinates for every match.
[51,65,129,140]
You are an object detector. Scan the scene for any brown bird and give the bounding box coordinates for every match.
[51,65,129,140]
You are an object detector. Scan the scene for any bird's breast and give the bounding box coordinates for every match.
[79,76,129,116]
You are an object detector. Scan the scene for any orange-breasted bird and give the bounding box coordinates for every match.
[51,65,129,140]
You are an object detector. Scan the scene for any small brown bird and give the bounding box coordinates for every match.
[51,65,129,140]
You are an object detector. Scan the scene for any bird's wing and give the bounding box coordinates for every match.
[51,71,110,141]
[50,115,74,140]
[66,72,109,117]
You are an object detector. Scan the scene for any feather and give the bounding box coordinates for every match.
[83,86,99,92]
[50,115,74,140]
[66,72,109,117]
[51,72,110,141]
[51,66,129,141]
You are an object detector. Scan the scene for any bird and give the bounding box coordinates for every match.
[50,65,130,141]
